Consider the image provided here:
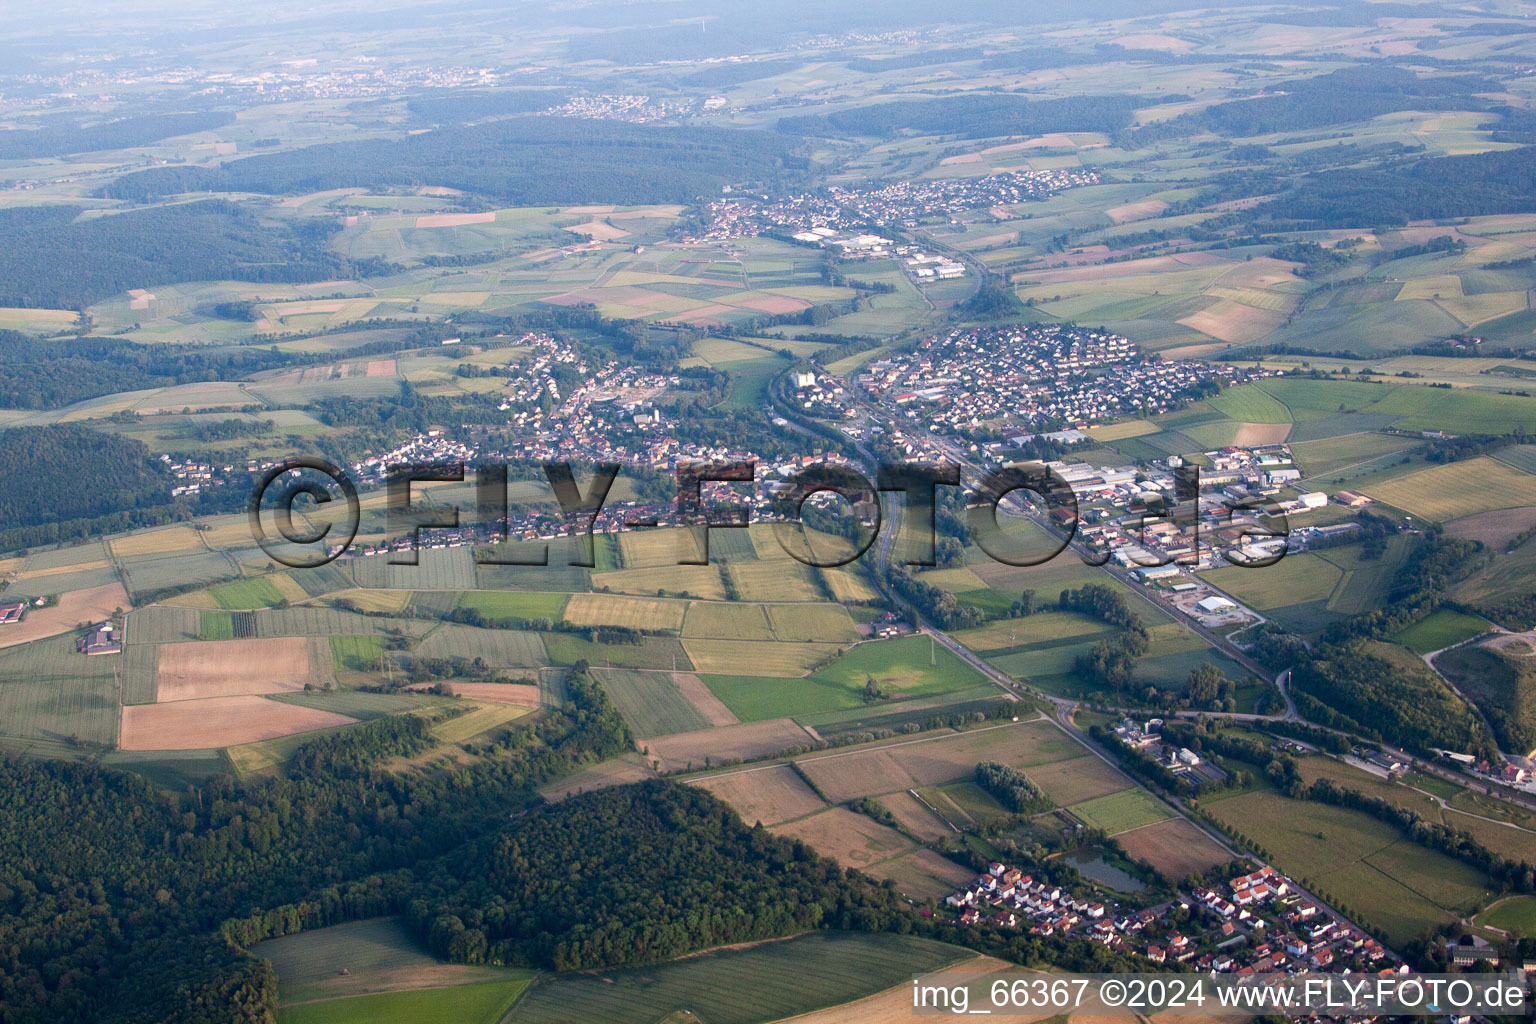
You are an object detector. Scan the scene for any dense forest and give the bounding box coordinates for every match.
[407,782,888,970]
[1247,144,1536,227]
[778,93,1143,139]
[1143,66,1496,141]
[0,425,172,535]
[100,119,805,206]
[0,202,357,309]
[1291,640,1495,759]
[0,669,630,1023]
[1434,641,1536,755]
[0,332,301,409]
[0,111,234,160]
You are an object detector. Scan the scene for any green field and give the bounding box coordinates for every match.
[1390,609,1493,654]
[593,668,711,738]
[506,932,969,1024]
[456,591,570,622]
[683,601,776,640]
[1205,790,1495,944]
[1201,552,1342,610]
[701,635,991,722]
[1065,789,1172,835]
[198,609,235,641]
[543,633,693,671]
[331,635,387,673]
[279,979,531,1024]
[208,577,289,609]
[765,603,861,642]
[1475,895,1536,935]
[0,635,120,745]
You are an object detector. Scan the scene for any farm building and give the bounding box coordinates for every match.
[0,602,24,624]
[77,622,122,656]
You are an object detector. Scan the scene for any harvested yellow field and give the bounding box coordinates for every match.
[672,672,739,726]
[1177,299,1287,343]
[1086,419,1160,441]
[418,291,490,306]
[563,220,630,240]
[680,639,840,676]
[1361,457,1536,521]
[1205,284,1300,312]
[563,593,686,631]
[1396,275,1463,300]
[864,848,977,900]
[269,574,310,604]
[645,718,813,771]
[109,527,203,558]
[772,957,1057,1024]
[683,602,774,640]
[770,807,914,868]
[728,561,820,602]
[1232,422,1292,445]
[15,559,113,581]
[1105,199,1168,224]
[619,527,703,567]
[120,696,357,751]
[878,791,953,841]
[1437,291,1528,327]
[426,683,540,705]
[414,211,496,227]
[336,588,412,614]
[694,763,826,825]
[766,603,860,642]
[156,637,314,701]
[197,519,258,549]
[431,703,533,744]
[0,583,130,651]
[591,564,727,600]
[822,568,879,603]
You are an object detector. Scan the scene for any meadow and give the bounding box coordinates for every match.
[278,981,531,1024]
[1390,609,1494,654]
[1203,790,1495,944]
[699,635,989,721]
[1065,788,1173,835]
[506,932,970,1024]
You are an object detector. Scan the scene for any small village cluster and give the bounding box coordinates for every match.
[944,861,1400,975]
[696,167,1100,242]
[858,324,1252,437]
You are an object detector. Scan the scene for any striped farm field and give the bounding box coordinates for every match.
[693,763,826,826]
[821,568,880,603]
[591,667,711,738]
[455,591,568,621]
[1360,457,1536,520]
[727,561,821,602]
[412,626,546,667]
[766,603,860,642]
[334,589,413,614]
[1289,432,1415,477]
[506,932,969,1024]
[590,564,728,600]
[207,577,290,609]
[682,601,775,640]
[108,526,204,559]
[681,639,840,676]
[618,527,702,567]
[563,593,685,632]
